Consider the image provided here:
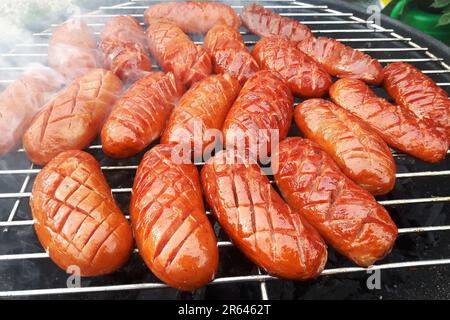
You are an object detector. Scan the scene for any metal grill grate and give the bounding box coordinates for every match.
[0,0,450,299]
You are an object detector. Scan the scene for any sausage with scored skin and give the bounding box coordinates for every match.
[146,19,212,88]
[201,149,327,280]
[23,69,122,165]
[100,16,152,82]
[273,138,398,267]
[131,144,218,291]
[31,150,133,276]
[383,62,450,142]
[294,99,396,195]
[252,36,332,98]
[204,23,259,85]
[330,78,447,163]
[101,72,185,159]
[161,74,240,159]
[297,36,383,85]
[144,1,240,33]
[241,3,312,42]
[223,70,293,160]
[48,19,98,81]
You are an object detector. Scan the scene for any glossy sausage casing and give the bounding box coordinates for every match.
[330,78,447,163]
[48,19,98,81]
[131,144,218,291]
[223,70,293,160]
[273,138,398,267]
[100,16,152,82]
[0,66,63,156]
[31,150,133,276]
[241,3,312,42]
[201,149,327,280]
[101,72,184,158]
[23,69,122,165]
[383,62,450,142]
[252,37,332,98]
[297,37,383,85]
[294,99,395,195]
[144,1,240,33]
[146,20,212,87]
[161,74,240,159]
[204,23,259,85]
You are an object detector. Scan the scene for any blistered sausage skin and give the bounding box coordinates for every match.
[146,20,212,87]
[161,74,240,159]
[294,99,395,195]
[48,19,98,81]
[131,144,218,291]
[241,3,312,42]
[144,1,240,33]
[0,66,63,156]
[273,138,398,267]
[204,24,259,85]
[297,37,383,85]
[252,37,332,98]
[101,72,184,159]
[31,150,133,276]
[383,62,450,142]
[23,69,122,165]
[100,16,152,82]
[330,79,447,163]
[201,149,327,280]
[223,70,293,159]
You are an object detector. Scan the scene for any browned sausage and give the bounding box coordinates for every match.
[48,19,98,80]
[273,138,398,267]
[330,78,447,163]
[297,37,383,85]
[294,99,396,195]
[101,72,184,159]
[204,23,259,85]
[161,74,240,160]
[31,150,133,276]
[130,144,218,291]
[23,69,122,165]
[0,66,63,156]
[146,19,212,88]
[241,3,312,42]
[100,16,152,82]
[201,149,327,280]
[223,70,293,161]
[383,62,450,143]
[144,1,240,33]
[252,36,332,98]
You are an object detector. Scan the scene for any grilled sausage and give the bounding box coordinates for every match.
[252,37,332,98]
[131,144,218,291]
[144,1,240,33]
[297,37,383,85]
[294,99,395,195]
[0,66,63,156]
[223,70,293,160]
[241,3,312,42]
[48,19,98,81]
[31,150,133,276]
[146,20,212,87]
[161,74,240,160]
[201,149,327,280]
[383,62,450,142]
[330,79,448,163]
[273,138,398,267]
[204,23,259,85]
[101,72,184,159]
[100,16,152,82]
[23,69,122,165]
